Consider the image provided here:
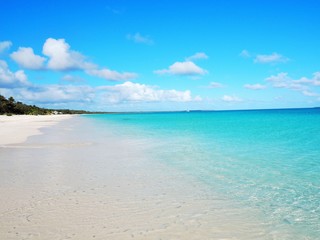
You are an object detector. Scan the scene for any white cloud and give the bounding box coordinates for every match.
[310,72,320,86]
[8,38,138,82]
[0,60,29,88]
[15,85,95,104]
[41,38,137,81]
[266,72,290,83]
[292,77,313,84]
[99,81,198,103]
[222,95,242,102]
[1,81,201,107]
[208,82,223,88]
[42,38,138,80]
[255,52,289,64]
[244,83,266,90]
[186,52,208,61]
[240,50,289,64]
[239,49,250,58]
[155,61,207,76]
[265,72,320,97]
[302,90,319,97]
[313,72,320,80]
[0,41,12,53]
[9,38,87,71]
[266,72,307,91]
[155,52,209,77]
[42,38,94,71]
[10,47,46,70]
[86,68,138,81]
[126,33,153,45]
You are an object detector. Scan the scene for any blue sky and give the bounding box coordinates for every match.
[1,0,320,111]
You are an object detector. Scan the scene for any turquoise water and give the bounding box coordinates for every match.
[84,108,320,239]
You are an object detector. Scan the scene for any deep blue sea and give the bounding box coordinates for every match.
[84,108,320,239]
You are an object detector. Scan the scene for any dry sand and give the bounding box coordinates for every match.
[0,115,73,146]
[0,115,268,239]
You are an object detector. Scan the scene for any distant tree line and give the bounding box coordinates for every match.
[0,94,98,115]
[0,95,51,115]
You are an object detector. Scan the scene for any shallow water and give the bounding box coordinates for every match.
[0,116,270,239]
[85,108,320,239]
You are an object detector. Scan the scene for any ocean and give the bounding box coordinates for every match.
[84,108,320,239]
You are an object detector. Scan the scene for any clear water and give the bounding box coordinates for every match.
[84,108,320,239]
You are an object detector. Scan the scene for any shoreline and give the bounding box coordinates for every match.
[0,115,74,146]
[0,115,268,239]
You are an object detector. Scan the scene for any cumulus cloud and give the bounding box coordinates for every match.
[155,61,207,76]
[9,38,138,81]
[208,82,223,88]
[86,68,138,81]
[265,72,320,97]
[43,37,137,80]
[42,38,94,71]
[266,72,307,91]
[99,81,198,103]
[0,41,12,53]
[255,52,289,64]
[186,52,208,61]
[0,60,29,88]
[7,38,138,81]
[126,33,153,45]
[310,72,320,86]
[10,47,46,70]
[266,72,290,83]
[1,81,201,107]
[155,52,209,77]
[244,83,266,90]
[10,38,93,71]
[222,95,242,102]
[10,84,95,104]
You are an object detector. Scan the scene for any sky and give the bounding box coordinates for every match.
[0,0,320,111]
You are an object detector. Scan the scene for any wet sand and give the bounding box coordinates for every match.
[0,116,268,239]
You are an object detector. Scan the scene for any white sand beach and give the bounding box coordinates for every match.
[0,115,73,146]
[0,115,267,239]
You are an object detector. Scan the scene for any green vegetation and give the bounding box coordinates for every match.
[0,94,98,115]
[0,95,51,115]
